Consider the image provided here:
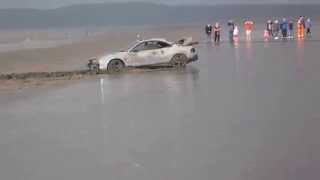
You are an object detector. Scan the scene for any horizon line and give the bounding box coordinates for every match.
[0,1,319,11]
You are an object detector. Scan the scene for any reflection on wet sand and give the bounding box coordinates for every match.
[296,38,305,80]
[100,78,105,104]
[245,39,254,80]
[233,38,241,77]
[99,67,200,99]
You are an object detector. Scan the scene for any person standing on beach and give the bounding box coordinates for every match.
[297,16,305,38]
[288,20,294,38]
[306,18,312,36]
[280,18,289,38]
[213,22,221,43]
[228,20,235,42]
[301,16,306,29]
[267,20,273,37]
[273,19,280,39]
[205,24,213,42]
[233,25,239,37]
[244,20,253,41]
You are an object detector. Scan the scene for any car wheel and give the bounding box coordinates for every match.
[171,54,188,68]
[107,59,125,73]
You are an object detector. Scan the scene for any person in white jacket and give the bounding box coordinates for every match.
[233,25,239,37]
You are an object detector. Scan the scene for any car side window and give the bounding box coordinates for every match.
[157,41,171,48]
[131,41,171,52]
[144,41,160,50]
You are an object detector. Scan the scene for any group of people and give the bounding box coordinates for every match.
[205,16,312,43]
[205,20,255,43]
[205,22,222,43]
[265,16,312,39]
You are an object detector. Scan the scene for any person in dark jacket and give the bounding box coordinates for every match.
[288,20,294,38]
[205,24,213,42]
[280,18,289,38]
[267,20,273,37]
[306,18,312,36]
[228,20,235,42]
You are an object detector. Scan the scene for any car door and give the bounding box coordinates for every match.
[128,41,162,66]
[153,41,173,64]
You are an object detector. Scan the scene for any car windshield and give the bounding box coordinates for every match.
[122,41,140,52]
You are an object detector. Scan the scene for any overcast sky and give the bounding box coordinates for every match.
[1,0,319,9]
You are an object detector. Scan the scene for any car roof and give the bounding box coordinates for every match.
[127,38,173,51]
[140,38,173,44]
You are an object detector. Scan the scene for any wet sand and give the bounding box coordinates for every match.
[0,25,203,74]
[1,23,319,91]
[0,23,285,75]
[1,24,320,180]
[0,24,203,91]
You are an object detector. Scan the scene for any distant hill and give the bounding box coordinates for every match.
[0,2,319,28]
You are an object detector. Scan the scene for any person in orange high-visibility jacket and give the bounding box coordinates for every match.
[297,16,305,38]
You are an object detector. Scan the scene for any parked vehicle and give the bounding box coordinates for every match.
[88,38,198,73]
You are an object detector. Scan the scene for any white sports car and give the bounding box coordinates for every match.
[88,38,198,73]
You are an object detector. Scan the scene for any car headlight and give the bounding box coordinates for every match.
[88,58,99,70]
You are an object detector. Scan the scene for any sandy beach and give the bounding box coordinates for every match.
[0,24,204,91]
[0,25,203,73]
[3,1,320,179]
[2,24,320,180]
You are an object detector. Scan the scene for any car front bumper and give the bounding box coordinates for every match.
[188,54,199,63]
[88,58,100,71]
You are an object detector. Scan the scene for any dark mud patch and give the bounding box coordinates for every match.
[0,70,101,91]
[0,64,176,80]
[0,70,98,80]
[0,66,178,91]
